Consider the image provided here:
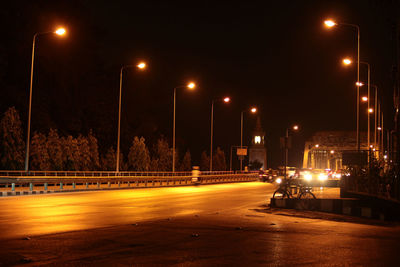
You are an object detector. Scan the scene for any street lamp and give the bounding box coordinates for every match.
[362,96,368,102]
[210,96,230,171]
[116,62,147,172]
[25,27,67,172]
[371,85,381,155]
[326,19,360,150]
[172,82,196,172]
[240,107,257,171]
[284,125,299,179]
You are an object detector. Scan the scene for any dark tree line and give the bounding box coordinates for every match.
[0,107,230,171]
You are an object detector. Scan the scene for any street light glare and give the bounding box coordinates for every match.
[250,107,257,113]
[324,20,337,28]
[223,97,230,103]
[187,82,196,89]
[342,58,352,65]
[330,150,335,154]
[362,96,368,102]
[356,81,364,87]
[55,27,66,36]
[377,127,382,130]
[137,62,146,69]
[315,144,319,148]
[293,125,299,130]
[368,108,374,113]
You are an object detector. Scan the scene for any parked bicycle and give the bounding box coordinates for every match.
[272,178,316,199]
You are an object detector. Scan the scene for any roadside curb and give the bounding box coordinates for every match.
[270,198,400,221]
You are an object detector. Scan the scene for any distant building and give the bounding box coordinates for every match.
[303,131,368,170]
[249,117,267,169]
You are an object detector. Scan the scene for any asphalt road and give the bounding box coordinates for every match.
[0,182,399,266]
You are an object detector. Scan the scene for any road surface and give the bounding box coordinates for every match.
[0,182,399,266]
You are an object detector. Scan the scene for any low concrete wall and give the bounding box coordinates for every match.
[270,197,400,221]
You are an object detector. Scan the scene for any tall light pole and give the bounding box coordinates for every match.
[116,62,146,172]
[173,82,196,172]
[25,27,66,172]
[326,20,360,150]
[284,125,299,180]
[210,97,230,171]
[240,107,257,171]
[360,61,371,151]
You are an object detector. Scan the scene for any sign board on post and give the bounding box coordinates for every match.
[237,148,247,156]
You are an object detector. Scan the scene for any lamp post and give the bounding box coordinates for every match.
[240,107,257,171]
[284,125,299,180]
[25,27,66,172]
[360,61,371,151]
[326,20,360,150]
[210,97,230,171]
[172,82,196,172]
[116,62,146,172]
[371,85,379,152]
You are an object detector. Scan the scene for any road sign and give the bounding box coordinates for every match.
[237,148,247,156]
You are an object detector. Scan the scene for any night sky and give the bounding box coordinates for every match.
[0,0,399,168]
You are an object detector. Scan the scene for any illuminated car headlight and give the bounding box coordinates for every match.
[318,173,328,181]
[304,174,312,181]
[276,178,282,184]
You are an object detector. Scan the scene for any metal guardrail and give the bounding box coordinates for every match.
[0,171,259,195]
[0,170,250,177]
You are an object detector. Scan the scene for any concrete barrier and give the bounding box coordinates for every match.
[270,197,400,221]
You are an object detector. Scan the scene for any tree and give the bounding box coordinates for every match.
[0,107,25,170]
[101,146,116,171]
[179,150,192,171]
[30,132,50,170]
[213,147,227,171]
[151,137,172,171]
[200,151,210,171]
[128,136,150,171]
[77,135,91,171]
[87,130,100,170]
[62,135,80,171]
[46,129,64,170]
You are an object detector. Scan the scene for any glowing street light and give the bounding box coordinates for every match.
[324,20,337,28]
[25,27,68,172]
[55,27,66,36]
[377,126,382,131]
[356,81,364,87]
[240,106,257,171]
[362,96,368,102]
[172,82,197,172]
[342,58,352,65]
[116,62,147,172]
[368,108,374,113]
[330,150,335,154]
[315,144,319,148]
[137,62,146,69]
[293,125,299,131]
[210,96,231,171]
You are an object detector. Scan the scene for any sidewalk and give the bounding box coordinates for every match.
[270,187,399,221]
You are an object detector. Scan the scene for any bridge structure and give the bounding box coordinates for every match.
[303,131,368,171]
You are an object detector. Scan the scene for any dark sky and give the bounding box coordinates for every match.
[0,0,399,168]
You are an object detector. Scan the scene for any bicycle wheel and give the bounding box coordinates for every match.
[299,191,316,199]
[273,189,289,199]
